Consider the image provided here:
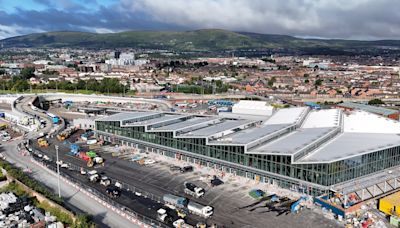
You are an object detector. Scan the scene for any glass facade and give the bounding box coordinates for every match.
[96,120,400,192]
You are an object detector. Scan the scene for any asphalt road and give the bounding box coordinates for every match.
[2,140,139,228]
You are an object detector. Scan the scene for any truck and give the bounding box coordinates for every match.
[163,194,188,209]
[157,208,169,223]
[184,182,205,198]
[100,176,111,187]
[173,219,194,228]
[88,173,99,182]
[187,201,213,218]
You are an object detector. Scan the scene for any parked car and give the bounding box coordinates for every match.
[180,166,193,173]
[210,176,224,187]
[106,186,121,198]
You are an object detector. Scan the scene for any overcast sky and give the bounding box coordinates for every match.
[0,0,399,40]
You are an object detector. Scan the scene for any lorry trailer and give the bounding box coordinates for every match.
[163,194,188,209]
[187,201,213,218]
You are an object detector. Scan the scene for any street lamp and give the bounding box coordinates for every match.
[55,145,61,198]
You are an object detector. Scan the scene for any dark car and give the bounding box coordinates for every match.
[180,166,193,173]
[211,176,224,187]
[106,186,121,198]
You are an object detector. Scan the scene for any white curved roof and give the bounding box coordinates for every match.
[343,110,400,134]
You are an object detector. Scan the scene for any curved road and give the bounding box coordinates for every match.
[10,95,140,228]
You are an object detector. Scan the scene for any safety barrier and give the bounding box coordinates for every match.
[30,155,169,228]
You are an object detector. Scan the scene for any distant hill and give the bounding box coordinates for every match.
[2,29,400,53]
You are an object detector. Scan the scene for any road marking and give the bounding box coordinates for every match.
[208,190,226,205]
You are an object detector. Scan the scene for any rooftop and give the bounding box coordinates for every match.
[208,123,290,145]
[125,114,186,126]
[97,107,400,164]
[263,107,309,125]
[153,116,218,131]
[178,119,253,138]
[250,127,337,155]
[338,102,398,116]
[302,109,341,128]
[297,133,400,163]
[97,111,156,122]
[343,110,400,134]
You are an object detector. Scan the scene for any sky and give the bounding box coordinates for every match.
[0,0,400,40]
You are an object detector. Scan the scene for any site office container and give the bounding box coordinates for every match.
[378,191,400,216]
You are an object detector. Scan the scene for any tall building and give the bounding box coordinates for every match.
[106,52,135,66]
[95,108,400,196]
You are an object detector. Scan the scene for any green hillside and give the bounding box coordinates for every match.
[2,29,400,52]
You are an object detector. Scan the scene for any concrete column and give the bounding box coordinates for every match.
[362,189,365,200]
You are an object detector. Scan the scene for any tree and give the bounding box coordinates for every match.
[268,77,276,87]
[0,69,5,75]
[368,98,385,105]
[304,79,309,84]
[72,214,96,228]
[20,67,35,80]
[12,80,29,92]
[315,79,323,87]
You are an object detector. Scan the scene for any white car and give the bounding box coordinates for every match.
[144,159,156,165]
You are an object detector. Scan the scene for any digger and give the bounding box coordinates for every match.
[87,156,104,167]
[37,138,49,147]
[57,132,66,141]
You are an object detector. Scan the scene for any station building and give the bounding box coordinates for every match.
[94,107,400,196]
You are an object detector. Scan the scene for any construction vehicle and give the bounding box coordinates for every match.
[86,151,97,158]
[87,156,104,167]
[163,194,188,209]
[290,196,307,213]
[78,152,91,161]
[81,130,94,141]
[0,123,8,130]
[100,176,111,187]
[196,222,206,228]
[176,209,187,219]
[89,174,99,182]
[57,133,66,141]
[87,170,99,182]
[67,143,79,156]
[173,219,194,228]
[187,201,213,218]
[157,208,170,223]
[57,126,77,141]
[249,189,265,199]
[184,182,205,198]
[37,138,49,147]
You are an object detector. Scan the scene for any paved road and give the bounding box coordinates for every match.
[2,140,139,228]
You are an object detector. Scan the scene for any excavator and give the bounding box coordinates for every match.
[37,138,49,147]
[87,156,104,167]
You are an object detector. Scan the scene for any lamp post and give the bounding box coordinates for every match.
[55,145,61,198]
